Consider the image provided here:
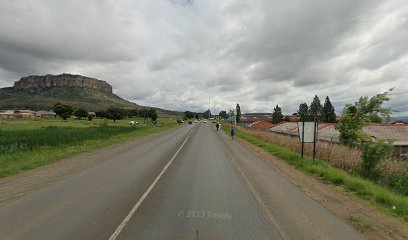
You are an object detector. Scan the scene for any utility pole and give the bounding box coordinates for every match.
[208,90,211,119]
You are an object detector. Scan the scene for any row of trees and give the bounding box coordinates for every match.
[96,108,158,123]
[268,95,337,124]
[53,103,91,120]
[297,95,336,122]
[225,93,384,127]
[222,96,336,125]
[52,103,158,123]
[184,109,232,120]
[183,110,207,120]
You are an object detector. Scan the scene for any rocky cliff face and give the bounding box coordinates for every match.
[13,74,113,94]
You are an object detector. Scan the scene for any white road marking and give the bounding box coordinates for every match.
[220,134,288,240]
[108,127,194,240]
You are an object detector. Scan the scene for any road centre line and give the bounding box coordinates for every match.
[108,127,195,240]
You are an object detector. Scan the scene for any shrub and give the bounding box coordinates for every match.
[383,171,408,195]
[359,140,393,181]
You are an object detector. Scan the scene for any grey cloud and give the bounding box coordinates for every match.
[0,0,407,115]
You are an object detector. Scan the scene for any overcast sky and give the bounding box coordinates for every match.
[0,0,407,116]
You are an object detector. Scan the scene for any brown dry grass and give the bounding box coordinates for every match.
[235,125,408,175]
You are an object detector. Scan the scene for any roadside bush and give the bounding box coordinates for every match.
[382,171,408,196]
[359,140,393,181]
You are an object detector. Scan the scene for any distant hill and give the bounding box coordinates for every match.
[0,74,158,112]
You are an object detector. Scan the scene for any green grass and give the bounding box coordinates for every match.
[0,118,179,177]
[222,124,408,221]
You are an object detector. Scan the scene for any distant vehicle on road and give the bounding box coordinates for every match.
[188,121,193,124]
[128,121,139,125]
[177,119,184,123]
[203,120,207,123]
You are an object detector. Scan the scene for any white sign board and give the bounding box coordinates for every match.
[227,116,236,124]
[297,122,317,143]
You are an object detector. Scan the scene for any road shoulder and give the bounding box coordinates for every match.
[234,134,408,240]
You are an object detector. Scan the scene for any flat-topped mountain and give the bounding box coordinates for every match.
[14,74,113,94]
[0,74,140,111]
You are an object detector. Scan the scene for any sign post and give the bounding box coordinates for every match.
[297,118,318,160]
[301,119,305,158]
[313,119,318,161]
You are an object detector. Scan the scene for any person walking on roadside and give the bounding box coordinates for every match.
[216,123,220,131]
[231,126,235,140]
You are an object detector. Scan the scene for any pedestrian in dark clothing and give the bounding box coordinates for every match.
[216,123,220,131]
[231,126,235,140]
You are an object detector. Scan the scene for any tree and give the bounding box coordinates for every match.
[322,96,336,123]
[96,111,107,119]
[148,109,157,123]
[272,105,283,124]
[106,107,125,122]
[151,111,158,123]
[368,114,382,123]
[139,108,148,123]
[297,102,309,120]
[53,103,73,120]
[283,116,291,122]
[129,109,139,118]
[219,110,228,120]
[203,109,211,119]
[309,95,322,120]
[139,108,158,123]
[184,111,195,120]
[236,103,241,123]
[74,108,88,120]
[336,89,393,146]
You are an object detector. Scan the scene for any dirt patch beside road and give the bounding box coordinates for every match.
[237,138,408,240]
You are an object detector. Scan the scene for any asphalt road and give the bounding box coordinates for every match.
[0,123,364,240]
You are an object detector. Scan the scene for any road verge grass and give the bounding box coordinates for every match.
[222,124,408,221]
[0,118,180,177]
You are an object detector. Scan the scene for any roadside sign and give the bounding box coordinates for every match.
[297,119,319,160]
[297,122,318,143]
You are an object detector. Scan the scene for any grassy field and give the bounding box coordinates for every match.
[222,124,408,222]
[0,118,180,177]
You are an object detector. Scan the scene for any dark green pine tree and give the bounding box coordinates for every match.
[297,102,309,120]
[236,103,241,123]
[272,105,283,124]
[322,96,336,123]
[309,95,322,120]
